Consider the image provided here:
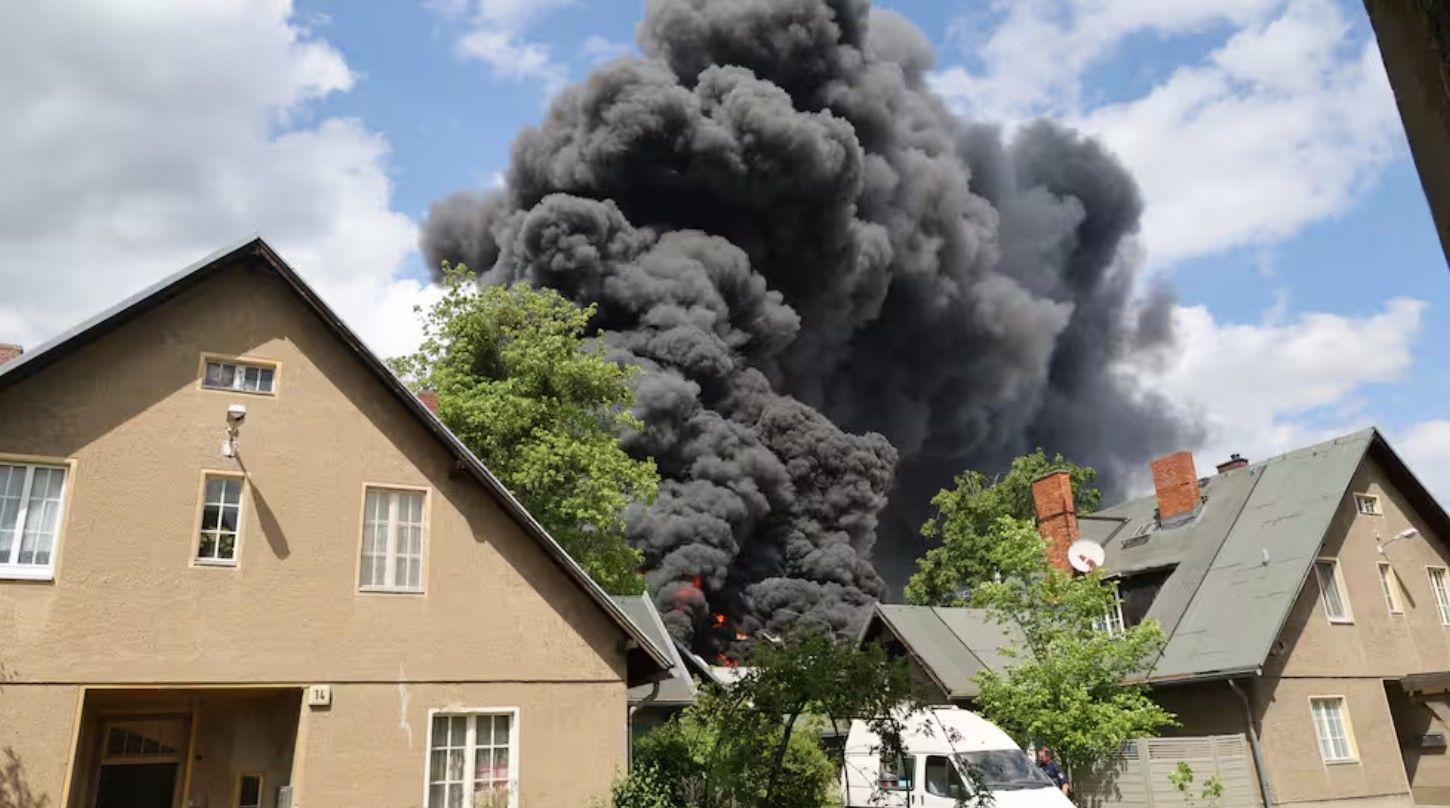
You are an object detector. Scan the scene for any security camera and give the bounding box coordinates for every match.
[227,404,247,423]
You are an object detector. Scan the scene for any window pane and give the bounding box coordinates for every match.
[1316,562,1346,619]
[428,784,446,808]
[361,488,425,590]
[203,362,232,388]
[198,534,217,559]
[493,714,509,745]
[258,368,275,392]
[17,466,65,567]
[239,775,261,805]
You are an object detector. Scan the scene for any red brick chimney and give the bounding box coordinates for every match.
[417,390,439,414]
[0,344,21,366]
[1152,451,1202,522]
[1032,470,1079,573]
[1215,453,1248,474]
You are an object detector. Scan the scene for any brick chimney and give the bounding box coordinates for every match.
[1216,453,1248,474]
[1151,451,1202,522]
[1032,470,1079,573]
[0,344,21,366]
[417,390,438,414]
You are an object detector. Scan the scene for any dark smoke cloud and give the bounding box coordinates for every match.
[422,0,1200,648]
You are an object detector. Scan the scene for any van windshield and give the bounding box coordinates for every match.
[956,750,1054,791]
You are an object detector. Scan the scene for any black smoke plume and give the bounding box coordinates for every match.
[422,0,1199,651]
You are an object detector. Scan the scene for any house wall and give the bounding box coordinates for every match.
[1249,455,1450,808]
[0,259,633,806]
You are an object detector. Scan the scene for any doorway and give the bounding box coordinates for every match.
[91,717,188,808]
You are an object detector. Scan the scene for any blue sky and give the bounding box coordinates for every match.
[2,0,1447,498]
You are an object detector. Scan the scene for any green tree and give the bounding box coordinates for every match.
[970,544,1176,774]
[625,631,931,808]
[392,263,659,594]
[907,450,1100,606]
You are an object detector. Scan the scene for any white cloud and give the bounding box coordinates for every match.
[431,0,574,96]
[1128,297,1427,476]
[0,0,430,359]
[1397,420,1450,506]
[934,0,1401,267]
[581,34,634,63]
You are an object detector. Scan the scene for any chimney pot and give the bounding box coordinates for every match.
[1216,453,1249,474]
[0,344,21,366]
[1032,470,1079,573]
[417,390,439,414]
[1152,451,1202,523]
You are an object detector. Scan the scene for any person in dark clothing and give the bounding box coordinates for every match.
[1036,745,1071,797]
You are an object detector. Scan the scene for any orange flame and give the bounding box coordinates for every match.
[734,630,749,642]
[716,653,740,668]
[712,613,727,628]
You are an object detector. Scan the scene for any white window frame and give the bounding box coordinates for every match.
[194,472,245,567]
[1098,589,1126,636]
[1309,696,1358,764]
[1429,566,1450,626]
[0,459,70,581]
[423,708,520,808]
[1354,493,1383,516]
[1314,558,1353,624]
[199,355,278,396]
[357,485,427,593]
[1378,562,1404,614]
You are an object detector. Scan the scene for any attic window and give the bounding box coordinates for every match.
[202,357,276,395]
[1354,493,1382,516]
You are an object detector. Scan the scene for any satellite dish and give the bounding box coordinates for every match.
[1068,539,1105,573]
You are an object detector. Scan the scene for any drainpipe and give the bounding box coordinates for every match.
[1229,678,1275,808]
[627,681,661,769]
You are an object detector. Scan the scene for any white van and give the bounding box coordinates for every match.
[841,706,1073,808]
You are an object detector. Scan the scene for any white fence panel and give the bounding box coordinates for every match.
[1077,734,1260,808]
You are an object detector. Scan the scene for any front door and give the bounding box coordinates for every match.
[92,718,188,808]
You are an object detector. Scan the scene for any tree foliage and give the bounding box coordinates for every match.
[907,450,1100,606]
[624,632,926,808]
[392,263,659,594]
[971,551,1176,773]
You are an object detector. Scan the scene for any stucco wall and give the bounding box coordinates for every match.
[1244,454,1450,807]
[298,681,626,807]
[1275,456,1450,681]
[0,258,636,805]
[0,685,80,806]
[1253,677,1410,807]
[0,260,625,685]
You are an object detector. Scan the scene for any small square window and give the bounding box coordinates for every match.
[1354,493,1382,516]
[203,359,276,395]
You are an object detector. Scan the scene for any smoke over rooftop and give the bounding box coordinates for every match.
[422,0,1199,651]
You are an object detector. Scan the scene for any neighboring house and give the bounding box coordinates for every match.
[872,430,1450,808]
[614,594,711,741]
[858,604,1017,704]
[0,237,672,808]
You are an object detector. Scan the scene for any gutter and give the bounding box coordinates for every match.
[1229,677,1275,808]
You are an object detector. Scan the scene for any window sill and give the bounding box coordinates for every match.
[1327,618,1355,625]
[359,586,425,596]
[1323,758,1359,766]
[193,559,238,568]
[0,566,55,582]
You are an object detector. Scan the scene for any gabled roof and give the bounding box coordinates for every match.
[0,236,672,686]
[613,595,700,706]
[1092,428,1450,683]
[860,604,1019,700]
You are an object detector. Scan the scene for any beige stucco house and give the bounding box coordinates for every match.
[870,431,1450,808]
[0,237,671,808]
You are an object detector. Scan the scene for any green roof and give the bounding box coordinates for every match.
[1094,428,1448,682]
[869,428,1450,688]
